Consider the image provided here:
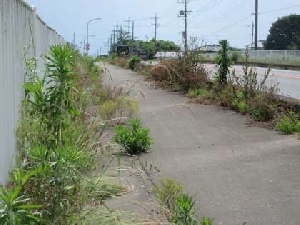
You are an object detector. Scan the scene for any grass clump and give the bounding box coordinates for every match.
[231,90,248,114]
[126,56,141,70]
[153,179,213,225]
[84,176,125,201]
[99,96,139,121]
[114,119,152,155]
[188,88,210,99]
[276,111,300,134]
[153,179,183,213]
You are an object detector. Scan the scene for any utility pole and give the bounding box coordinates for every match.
[254,0,258,50]
[132,20,135,41]
[73,32,76,47]
[110,34,113,52]
[124,17,131,38]
[251,21,254,49]
[151,13,159,42]
[112,29,117,45]
[120,26,123,44]
[178,0,190,53]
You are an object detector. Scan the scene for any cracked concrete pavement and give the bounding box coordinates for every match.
[101,63,300,225]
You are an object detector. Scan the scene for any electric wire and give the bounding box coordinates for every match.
[203,14,252,37]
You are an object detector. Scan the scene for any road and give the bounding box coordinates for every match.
[103,63,300,225]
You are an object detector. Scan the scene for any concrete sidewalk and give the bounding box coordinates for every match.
[102,63,300,225]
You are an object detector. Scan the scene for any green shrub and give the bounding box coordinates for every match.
[153,179,213,225]
[201,217,213,225]
[231,91,248,113]
[126,56,141,70]
[173,193,197,225]
[0,170,41,225]
[249,94,276,122]
[114,119,152,155]
[296,122,300,134]
[188,88,210,99]
[216,40,231,84]
[276,111,299,134]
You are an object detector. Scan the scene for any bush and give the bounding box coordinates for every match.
[126,56,141,70]
[150,52,209,91]
[153,179,213,225]
[249,94,276,122]
[296,122,300,134]
[231,90,248,113]
[276,111,299,134]
[114,119,152,155]
[0,170,41,225]
[173,193,197,225]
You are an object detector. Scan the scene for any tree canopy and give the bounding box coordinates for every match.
[111,36,180,58]
[264,14,300,50]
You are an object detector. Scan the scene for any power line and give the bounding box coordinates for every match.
[259,4,300,15]
[203,14,252,37]
[193,0,222,13]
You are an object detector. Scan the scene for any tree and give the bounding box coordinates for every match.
[264,14,300,50]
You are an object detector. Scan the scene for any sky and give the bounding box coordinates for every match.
[24,0,300,55]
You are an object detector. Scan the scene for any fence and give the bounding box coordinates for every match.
[0,0,64,184]
[202,50,300,66]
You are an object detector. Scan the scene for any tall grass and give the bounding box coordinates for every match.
[0,44,106,224]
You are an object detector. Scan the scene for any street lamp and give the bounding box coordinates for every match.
[86,17,102,54]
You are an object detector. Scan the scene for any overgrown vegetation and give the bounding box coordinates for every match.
[126,56,141,70]
[114,118,152,155]
[276,111,300,134]
[139,43,300,133]
[0,44,141,224]
[153,179,213,225]
[150,50,209,91]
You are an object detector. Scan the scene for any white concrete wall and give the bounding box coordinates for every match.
[0,0,64,184]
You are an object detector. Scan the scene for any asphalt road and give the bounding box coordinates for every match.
[102,63,300,225]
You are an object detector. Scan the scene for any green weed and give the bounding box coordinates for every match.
[153,179,183,213]
[188,88,210,99]
[216,40,231,85]
[153,179,213,225]
[126,56,141,70]
[173,193,197,225]
[200,217,213,225]
[0,170,41,225]
[114,119,152,155]
[276,111,299,134]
